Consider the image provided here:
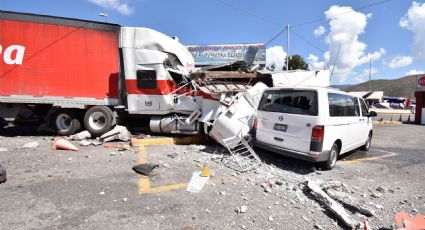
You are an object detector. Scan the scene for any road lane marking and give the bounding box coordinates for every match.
[342,149,399,164]
[137,145,250,194]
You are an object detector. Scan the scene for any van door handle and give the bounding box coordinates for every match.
[274,137,284,142]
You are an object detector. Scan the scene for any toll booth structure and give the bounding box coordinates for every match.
[414,91,425,124]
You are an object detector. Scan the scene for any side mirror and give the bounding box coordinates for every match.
[368,111,377,117]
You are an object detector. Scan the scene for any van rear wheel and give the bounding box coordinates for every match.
[322,143,339,170]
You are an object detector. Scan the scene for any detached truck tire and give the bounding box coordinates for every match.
[53,109,82,136]
[84,106,114,137]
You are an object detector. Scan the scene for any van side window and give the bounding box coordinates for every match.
[328,93,360,117]
[360,99,369,117]
[137,70,157,89]
[258,90,318,116]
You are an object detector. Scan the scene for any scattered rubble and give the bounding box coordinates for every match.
[0,163,6,184]
[99,125,132,142]
[132,163,159,176]
[22,141,39,148]
[0,147,7,152]
[236,205,247,213]
[79,139,102,147]
[306,180,360,229]
[69,130,91,140]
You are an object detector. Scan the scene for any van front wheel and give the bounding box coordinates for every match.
[361,133,372,151]
[322,143,339,170]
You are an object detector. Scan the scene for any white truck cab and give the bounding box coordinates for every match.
[252,86,377,170]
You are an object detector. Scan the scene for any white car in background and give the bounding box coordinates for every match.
[252,86,377,170]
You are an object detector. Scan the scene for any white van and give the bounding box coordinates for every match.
[252,86,377,170]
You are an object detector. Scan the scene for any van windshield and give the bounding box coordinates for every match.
[258,89,318,116]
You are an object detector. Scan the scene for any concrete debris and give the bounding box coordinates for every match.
[0,147,8,152]
[0,163,7,184]
[69,130,91,140]
[187,171,209,193]
[306,180,360,229]
[79,139,102,147]
[132,163,159,176]
[325,189,376,217]
[268,215,273,221]
[376,186,388,193]
[110,152,116,156]
[99,125,132,142]
[236,205,247,213]
[22,141,39,148]
[321,180,350,193]
[371,192,383,198]
[375,204,384,210]
[314,224,325,230]
[104,143,131,151]
[167,152,178,158]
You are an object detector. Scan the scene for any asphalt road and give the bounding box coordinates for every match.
[0,123,424,229]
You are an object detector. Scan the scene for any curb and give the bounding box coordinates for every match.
[131,135,210,146]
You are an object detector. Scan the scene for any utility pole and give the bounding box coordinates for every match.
[286,24,290,71]
[369,56,372,91]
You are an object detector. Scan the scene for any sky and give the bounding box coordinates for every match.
[2,0,425,85]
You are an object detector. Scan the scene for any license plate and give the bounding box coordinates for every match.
[274,123,287,132]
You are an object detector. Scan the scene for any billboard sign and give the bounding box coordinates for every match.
[418,75,425,88]
[186,43,266,67]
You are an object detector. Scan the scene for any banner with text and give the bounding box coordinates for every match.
[186,43,266,66]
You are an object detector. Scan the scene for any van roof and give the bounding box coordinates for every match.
[264,86,359,97]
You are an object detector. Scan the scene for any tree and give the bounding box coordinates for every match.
[285,55,308,70]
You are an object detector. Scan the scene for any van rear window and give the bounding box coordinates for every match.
[258,90,318,116]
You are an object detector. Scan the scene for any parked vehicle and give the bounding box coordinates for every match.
[252,86,377,170]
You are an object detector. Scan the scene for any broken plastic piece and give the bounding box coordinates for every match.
[395,211,425,230]
[132,163,159,176]
[187,171,209,193]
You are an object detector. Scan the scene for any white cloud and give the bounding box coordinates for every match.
[400,2,425,62]
[314,26,326,37]
[266,46,287,71]
[406,69,425,75]
[88,0,134,15]
[307,54,325,70]
[324,5,385,83]
[383,55,413,69]
[353,67,377,83]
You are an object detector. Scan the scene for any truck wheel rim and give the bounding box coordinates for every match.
[89,112,106,130]
[56,114,71,131]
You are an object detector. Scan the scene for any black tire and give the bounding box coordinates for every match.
[361,132,372,151]
[322,142,339,170]
[84,106,113,137]
[52,109,82,136]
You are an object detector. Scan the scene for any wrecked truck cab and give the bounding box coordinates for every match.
[252,86,374,170]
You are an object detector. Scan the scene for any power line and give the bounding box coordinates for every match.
[213,0,282,27]
[265,27,287,45]
[292,0,392,28]
[292,30,326,53]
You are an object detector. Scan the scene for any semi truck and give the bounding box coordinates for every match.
[0,10,230,137]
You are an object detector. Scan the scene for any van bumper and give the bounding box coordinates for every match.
[252,140,329,162]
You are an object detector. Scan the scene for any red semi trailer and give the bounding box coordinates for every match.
[0,11,206,136]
